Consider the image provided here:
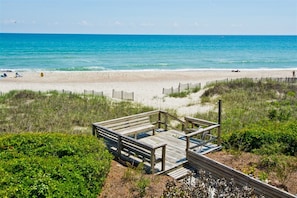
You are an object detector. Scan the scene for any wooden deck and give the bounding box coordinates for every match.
[93,108,222,175]
[135,129,221,173]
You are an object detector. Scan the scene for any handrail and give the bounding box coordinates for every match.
[185,116,218,126]
[159,110,185,131]
[160,110,185,125]
[93,122,166,173]
[185,124,220,152]
[185,124,220,137]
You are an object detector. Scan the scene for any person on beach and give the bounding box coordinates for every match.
[15,72,22,78]
[293,70,295,78]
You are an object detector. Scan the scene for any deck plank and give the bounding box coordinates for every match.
[138,130,213,171]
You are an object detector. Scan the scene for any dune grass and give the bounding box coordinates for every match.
[168,85,201,98]
[1,80,296,196]
[193,78,297,186]
[0,90,154,134]
[197,78,297,153]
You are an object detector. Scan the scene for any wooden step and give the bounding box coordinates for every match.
[167,167,192,180]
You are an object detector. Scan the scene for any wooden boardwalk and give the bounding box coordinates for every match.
[93,109,222,175]
[93,108,296,197]
[136,129,221,173]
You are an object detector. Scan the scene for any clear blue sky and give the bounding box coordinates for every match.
[0,0,296,35]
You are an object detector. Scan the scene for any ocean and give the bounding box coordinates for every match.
[0,33,296,71]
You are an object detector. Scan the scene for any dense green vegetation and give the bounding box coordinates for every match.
[0,90,154,197]
[198,78,297,156]
[0,133,113,197]
[195,78,297,185]
[0,90,153,133]
[1,79,296,196]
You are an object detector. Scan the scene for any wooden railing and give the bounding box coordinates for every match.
[185,122,220,155]
[184,100,222,154]
[92,110,187,173]
[157,110,185,131]
[187,150,296,198]
[93,122,166,174]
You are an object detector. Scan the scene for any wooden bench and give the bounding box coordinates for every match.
[97,113,156,138]
[92,124,166,173]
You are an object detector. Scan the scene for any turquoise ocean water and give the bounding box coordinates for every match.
[0,33,296,71]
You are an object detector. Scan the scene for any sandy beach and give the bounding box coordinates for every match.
[0,70,294,116]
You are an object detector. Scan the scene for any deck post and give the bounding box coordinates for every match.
[158,111,161,129]
[184,119,189,132]
[186,136,190,159]
[161,145,166,171]
[217,100,222,145]
[164,112,168,131]
[151,150,155,174]
[118,135,122,158]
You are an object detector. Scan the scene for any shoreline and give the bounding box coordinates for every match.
[1,68,297,73]
[0,69,295,82]
[0,69,295,116]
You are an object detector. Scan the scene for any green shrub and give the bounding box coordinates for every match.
[0,133,113,198]
[224,121,297,156]
[226,128,275,152]
[197,78,297,157]
[253,143,286,155]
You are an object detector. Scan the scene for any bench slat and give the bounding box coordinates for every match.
[102,116,150,128]
[97,110,158,125]
[93,110,165,173]
[108,120,152,131]
[99,115,156,137]
[118,124,155,135]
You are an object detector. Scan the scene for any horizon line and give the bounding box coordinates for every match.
[1,32,296,36]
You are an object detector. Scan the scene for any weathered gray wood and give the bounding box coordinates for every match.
[185,124,220,152]
[185,116,218,126]
[185,124,220,137]
[97,112,158,138]
[187,150,295,198]
[167,167,192,180]
[93,110,221,174]
[97,110,159,125]
[138,130,197,171]
[93,123,166,173]
[102,116,150,129]
[117,124,155,137]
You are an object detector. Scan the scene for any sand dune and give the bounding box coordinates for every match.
[0,70,294,116]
